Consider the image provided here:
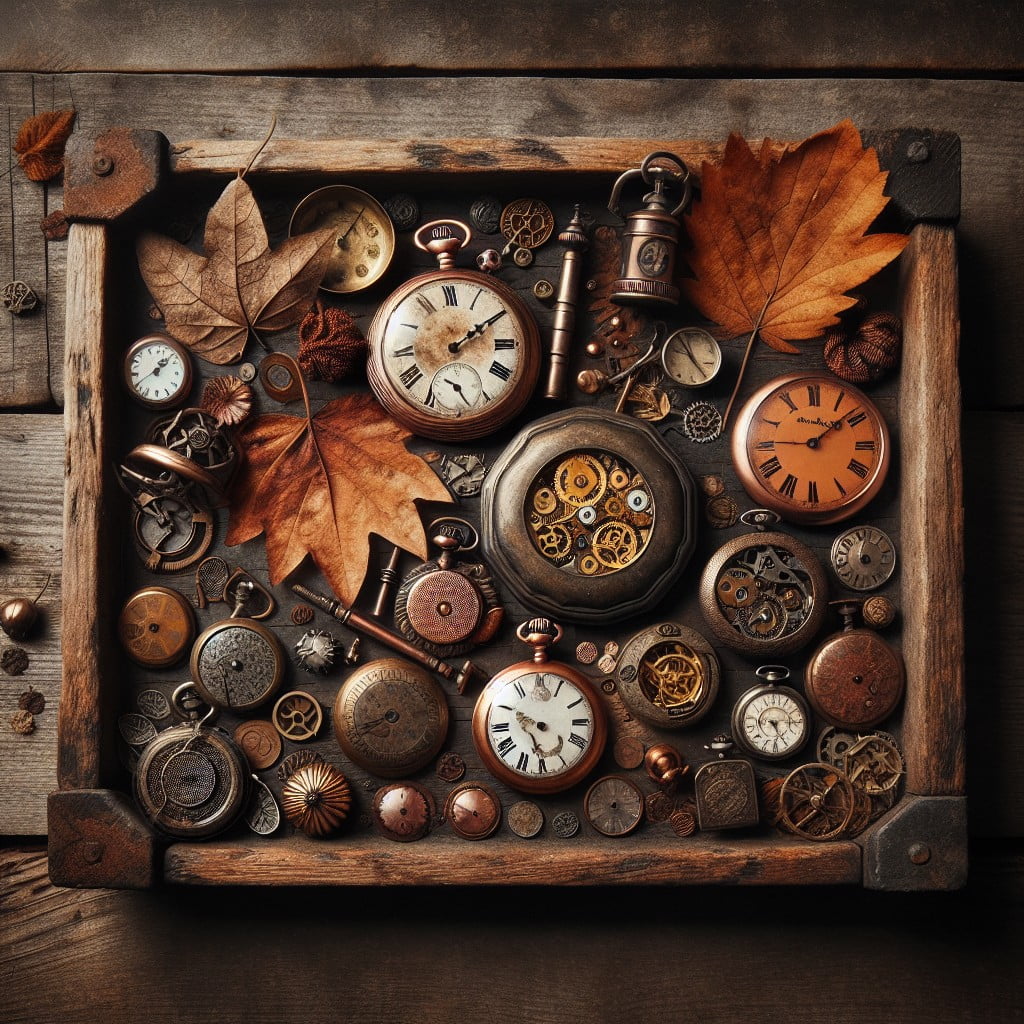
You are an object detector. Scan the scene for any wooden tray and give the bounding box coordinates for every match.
[48,129,965,890]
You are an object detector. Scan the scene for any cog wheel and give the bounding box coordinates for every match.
[603,495,625,517]
[533,522,574,564]
[532,487,559,515]
[553,454,607,507]
[779,763,856,841]
[578,553,601,576]
[817,726,860,767]
[715,567,758,608]
[842,735,905,795]
[592,520,640,570]
[608,468,630,490]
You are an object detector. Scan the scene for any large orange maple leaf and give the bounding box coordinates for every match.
[680,119,907,353]
[227,390,453,605]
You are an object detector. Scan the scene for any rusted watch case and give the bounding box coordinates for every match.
[699,530,828,657]
[481,409,697,624]
[134,688,251,840]
[189,618,286,712]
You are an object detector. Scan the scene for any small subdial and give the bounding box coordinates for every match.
[430,362,483,414]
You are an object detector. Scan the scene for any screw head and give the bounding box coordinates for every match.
[92,154,114,176]
[908,842,931,865]
[906,140,930,164]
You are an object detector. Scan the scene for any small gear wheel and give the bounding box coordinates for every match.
[715,567,758,608]
[680,401,723,443]
[592,520,640,570]
[533,523,574,564]
[553,454,607,506]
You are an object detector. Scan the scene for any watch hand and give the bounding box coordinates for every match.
[448,310,507,353]
[337,207,366,247]
[137,357,170,386]
[444,379,473,406]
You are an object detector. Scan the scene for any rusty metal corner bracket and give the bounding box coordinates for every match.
[48,788,160,889]
[865,129,961,227]
[861,794,967,891]
[63,127,167,223]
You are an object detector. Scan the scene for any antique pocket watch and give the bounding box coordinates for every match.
[731,372,891,525]
[730,665,811,762]
[472,619,608,795]
[366,219,541,441]
[699,511,828,657]
[123,333,194,410]
[134,684,251,839]
[481,408,697,625]
[614,622,720,730]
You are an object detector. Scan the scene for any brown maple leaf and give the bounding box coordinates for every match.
[226,388,452,605]
[680,119,907,355]
[137,176,335,365]
[14,109,76,182]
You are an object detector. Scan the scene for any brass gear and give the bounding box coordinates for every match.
[553,454,607,507]
[715,567,757,608]
[592,520,640,570]
[533,522,574,563]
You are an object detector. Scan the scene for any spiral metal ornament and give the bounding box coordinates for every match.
[281,761,352,837]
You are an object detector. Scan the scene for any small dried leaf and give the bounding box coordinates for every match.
[227,392,453,606]
[14,109,76,182]
[137,177,335,365]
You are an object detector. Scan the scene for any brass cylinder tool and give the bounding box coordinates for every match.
[544,205,590,400]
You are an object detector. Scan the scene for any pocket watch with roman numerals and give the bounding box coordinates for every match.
[472,619,608,794]
[731,373,891,525]
[366,219,541,441]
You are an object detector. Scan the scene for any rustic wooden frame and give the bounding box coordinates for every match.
[50,135,964,890]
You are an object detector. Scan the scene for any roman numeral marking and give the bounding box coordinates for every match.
[779,474,798,498]
[571,718,590,728]
[848,459,869,479]
[489,360,512,381]
[470,288,483,310]
[779,391,797,412]
[759,456,782,479]
[834,477,847,496]
[554,681,564,698]
[833,390,846,412]
[806,384,821,406]
[392,344,414,359]
[497,737,515,757]
[416,294,437,316]
[755,440,775,451]
[537,758,547,773]
[763,418,781,428]
[494,338,516,350]
[513,681,526,699]
[400,323,419,331]
[516,752,530,772]
[567,697,583,709]
[490,722,510,733]
[442,284,458,306]
[855,440,876,451]
[846,411,867,428]
[399,364,423,389]
[568,733,587,750]
[807,480,819,503]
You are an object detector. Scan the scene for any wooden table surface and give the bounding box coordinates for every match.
[2,4,1023,1021]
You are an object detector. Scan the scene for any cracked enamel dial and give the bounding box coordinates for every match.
[473,649,608,795]
[732,373,891,525]
[366,221,541,441]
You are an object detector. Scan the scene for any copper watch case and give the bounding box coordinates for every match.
[730,373,892,526]
[365,266,541,441]
[471,659,609,796]
[481,409,697,625]
[699,530,829,657]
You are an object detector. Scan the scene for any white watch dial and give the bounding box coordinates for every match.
[381,279,523,418]
[129,342,189,404]
[738,689,808,759]
[486,671,594,778]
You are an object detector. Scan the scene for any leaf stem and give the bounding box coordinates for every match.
[240,115,278,179]
[721,292,774,433]
[249,325,269,352]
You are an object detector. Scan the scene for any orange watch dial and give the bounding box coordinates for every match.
[732,374,890,525]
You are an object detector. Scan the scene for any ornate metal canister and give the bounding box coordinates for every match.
[607,151,692,306]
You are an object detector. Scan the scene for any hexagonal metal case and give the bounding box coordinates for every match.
[481,409,697,624]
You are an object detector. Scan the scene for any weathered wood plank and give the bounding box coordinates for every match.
[0,74,53,409]
[899,225,964,796]
[164,834,861,887]
[59,224,117,792]
[29,74,1024,409]
[3,846,1023,1024]
[0,0,1021,74]
[0,415,62,836]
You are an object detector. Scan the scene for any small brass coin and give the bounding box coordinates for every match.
[507,800,544,838]
[234,720,283,770]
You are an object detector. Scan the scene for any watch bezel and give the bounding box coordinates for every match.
[123,333,194,410]
[730,682,811,761]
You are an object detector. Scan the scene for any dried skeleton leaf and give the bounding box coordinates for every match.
[14,109,76,182]
[227,392,452,606]
[680,119,907,353]
[137,176,335,365]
